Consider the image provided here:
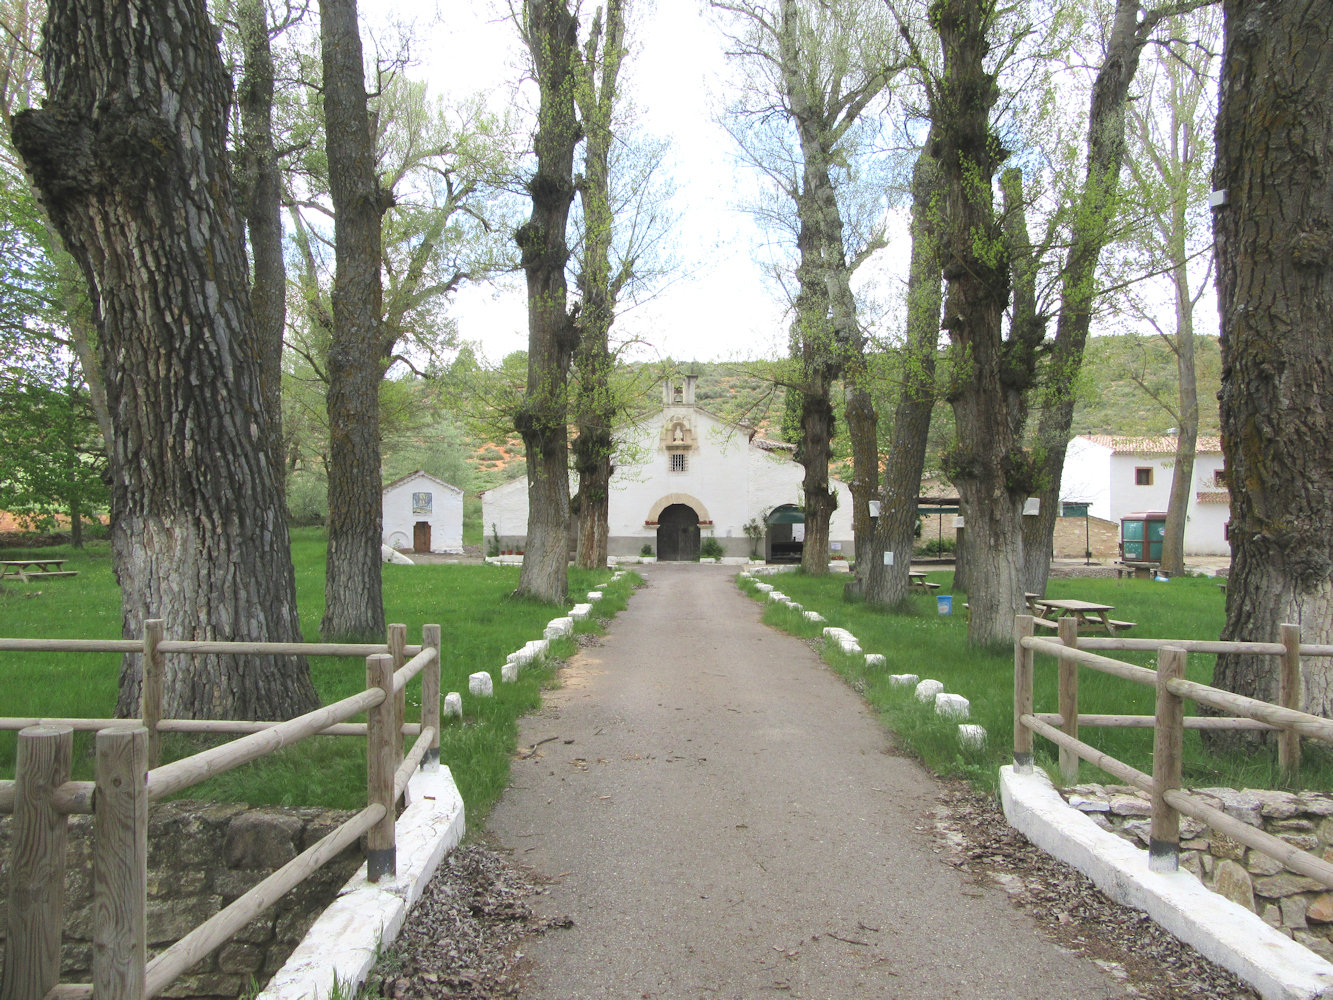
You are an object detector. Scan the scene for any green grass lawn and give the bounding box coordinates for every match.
[740,569,1333,796]
[0,528,635,820]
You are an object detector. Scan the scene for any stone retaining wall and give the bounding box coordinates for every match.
[1063,783,1333,960]
[0,800,361,999]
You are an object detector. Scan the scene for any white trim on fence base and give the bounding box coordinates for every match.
[1000,765,1333,1000]
[258,766,466,1000]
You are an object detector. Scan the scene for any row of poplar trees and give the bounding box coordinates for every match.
[705,0,1331,727]
[7,0,1329,728]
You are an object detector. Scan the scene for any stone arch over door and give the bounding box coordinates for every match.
[656,504,700,561]
[645,493,712,526]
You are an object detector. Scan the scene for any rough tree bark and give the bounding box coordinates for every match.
[930,0,1035,645]
[572,0,626,571]
[12,0,317,719]
[861,138,941,608]
[1211,0,1333,722]
[319,0,388,641]
[237,0,288,498]
[516,0,582,603]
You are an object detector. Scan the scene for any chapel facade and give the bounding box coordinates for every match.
[481,375,855,561]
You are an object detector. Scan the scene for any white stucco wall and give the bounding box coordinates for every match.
[382,473,463,554]
[480,403,856,557]
[1060,437,1114,520]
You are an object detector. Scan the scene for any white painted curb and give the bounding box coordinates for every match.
[1000,765,1333,1000]
[258,766,466,1000]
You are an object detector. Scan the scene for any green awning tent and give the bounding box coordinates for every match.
[766,507,805,525]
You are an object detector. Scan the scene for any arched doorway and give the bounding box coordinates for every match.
[766,504,804,563]
[657,503,700,561]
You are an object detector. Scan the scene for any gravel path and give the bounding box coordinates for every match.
[366,563,1256,1000]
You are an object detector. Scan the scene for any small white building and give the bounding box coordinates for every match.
[382,471,464,555]
[1060,435,1229,556]
[482,375,855,561]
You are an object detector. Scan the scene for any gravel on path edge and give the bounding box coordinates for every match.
[359,781,1257,1000]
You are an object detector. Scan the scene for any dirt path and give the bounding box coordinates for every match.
[486,563,1130,1000]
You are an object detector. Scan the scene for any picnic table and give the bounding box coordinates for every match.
[1031,597,1134,635]
[908,570,940,591]
[0,558,78,582]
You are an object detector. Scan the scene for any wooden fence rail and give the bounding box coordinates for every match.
[1,620,444,1000]
[1013,614,1333,886]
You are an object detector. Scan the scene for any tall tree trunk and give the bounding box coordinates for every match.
[573,0,625,572]
[862,138,941,608]
[319,0,387,640]
[931,0,1031,645]
[999,167,1049,595]
[1024,0,1206,596]
[237,0,288,501]
[1211,0,1333,724]
[12,0,316,720]
[516,0,581,603]
[793,258,837,577]
[1159,254,1198,578]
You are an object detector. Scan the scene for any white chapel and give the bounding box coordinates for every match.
[481,375,855,561]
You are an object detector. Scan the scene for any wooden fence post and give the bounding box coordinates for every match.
[1013,616,1035,772]
[1280,623,1302,779]
[141,619,165,769]
[1058,617,1080,785]
[387,623,407,768]
[2,725,72,1000]
[93,727,148,1000]
[366,653,396,883]
[1151,645,1186,874]
[422,625,441,771]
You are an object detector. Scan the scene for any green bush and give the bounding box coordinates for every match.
[700,537,725,560]
[916,536,956,556]
[640,543,654,557]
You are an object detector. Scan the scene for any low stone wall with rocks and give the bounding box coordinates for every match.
[1063,783,1333,960]
[0,800,361,999]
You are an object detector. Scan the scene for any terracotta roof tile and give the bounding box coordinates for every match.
[1081,434,1222,455]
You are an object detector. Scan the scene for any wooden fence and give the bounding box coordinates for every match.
[1013,614,1333,886]
[0,620,444,1000]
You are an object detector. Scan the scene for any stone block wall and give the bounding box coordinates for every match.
[1,800,361,999]
[1063,783,1333,960]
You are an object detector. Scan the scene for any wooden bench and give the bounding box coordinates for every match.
[22,570,79,579]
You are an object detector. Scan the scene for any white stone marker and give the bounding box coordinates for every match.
[544,617,574,640]
[443,692,463,718]
[767,590,787,602]
[587,591,603,601]
[787,602,803,613]
[865,653,886,670]
[804,611,826,623]
[501,662,518,683]
[890,673,919,687]
[755,583,774,594]
[525,639,549,661]
[570,603,593,621]
[957,724,987,748]
[468,672,493,697]
[935,692,970,719]
[915,678,944,702]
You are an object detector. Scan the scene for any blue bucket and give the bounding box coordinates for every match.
[937,594,953,615]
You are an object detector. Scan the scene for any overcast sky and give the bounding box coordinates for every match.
[401,0,801,366]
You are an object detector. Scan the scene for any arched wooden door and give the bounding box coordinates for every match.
[656,503,700,561]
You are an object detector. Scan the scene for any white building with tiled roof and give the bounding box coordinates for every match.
[481,375,854,561]
[1061,435,1229,556]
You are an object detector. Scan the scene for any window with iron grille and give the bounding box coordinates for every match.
[670,452,686,473]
